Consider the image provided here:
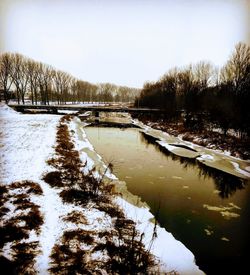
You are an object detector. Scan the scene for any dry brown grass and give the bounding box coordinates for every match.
[0,224,29,249]
[11,241,40,275]
[59,188,94,206]
[49,229,96,275]
[42,171,64,188]
[60,115,73,123]
[9,181,43,196]
[0,185,9,219]
[96,202,125,219]
[0,180,44,273]
[62,210,88,225]
[62,229,95,246]
[0,256,17,275]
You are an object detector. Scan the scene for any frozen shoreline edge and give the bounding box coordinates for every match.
[131,119,250,180]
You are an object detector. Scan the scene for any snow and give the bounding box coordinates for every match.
[0,104,60,184]
[57,110,79,114]
[0,104,63,272]
[0,104,204,274]
[197,154,214,161]
[245,166,250,172]
[231,161,250,178]
[157,140,200,159]
[203,203,241,220]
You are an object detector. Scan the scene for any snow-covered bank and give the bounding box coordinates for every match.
[0,104,60,184]
[0,104,62,273]
[132,119,250,180]
[0,104,203,274]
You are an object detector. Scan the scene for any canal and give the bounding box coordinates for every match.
[84,126,250,274]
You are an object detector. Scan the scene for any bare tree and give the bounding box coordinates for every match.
[11,53,30,104]
[37,63,53,105]
[26,59,40,105]
[11,53,22,104]
[52,70,72,104]
[193,61,214,88]
[220,42,250,90]
[0,53,14,103]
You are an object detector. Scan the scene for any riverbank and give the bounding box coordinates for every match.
[0,104,203,274]
[132,114,250,160]
[130,117,250,180]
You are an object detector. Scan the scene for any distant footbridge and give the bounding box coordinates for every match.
[8,104,166,116]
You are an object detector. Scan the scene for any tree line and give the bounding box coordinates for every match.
[135,42,250,138]
[0,53,140,105]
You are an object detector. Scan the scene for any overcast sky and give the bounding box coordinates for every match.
[0,0,249,88]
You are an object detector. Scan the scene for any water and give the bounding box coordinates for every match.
[84,126,250,274]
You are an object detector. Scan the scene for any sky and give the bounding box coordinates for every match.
[0,0,249,88]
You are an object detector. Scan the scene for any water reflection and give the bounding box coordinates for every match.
[140,132,248,199]
[85,126,250,275]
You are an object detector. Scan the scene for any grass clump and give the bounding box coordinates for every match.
[11,241,40,275]
[62,211,88,225]
[0,256,17,275]
[9,181,43,196]
[49,229,96,275]
[43,171,64,188]
[59,189,95,206]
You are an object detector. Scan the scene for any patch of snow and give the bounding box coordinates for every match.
[197,154,214,161]
[231,161,250,178]
[0,105,60,184]
[204,229,214,236]
[203,204,240,219]
[182,186,189,189]
[0,103,18,117]
[221,237,230,242]
[57,110,79,114]
[157,140,199,159]
[172,176,183,180]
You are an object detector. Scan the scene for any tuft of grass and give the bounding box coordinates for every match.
[0,185,9,208]
[60,189,95,206]
[0,185,8,200]
[9,181,43,196]
[11,241,40,275]
[60,115,73,123]
[96,203,125,219]
[0,256,17,275]
[12,197,30,206]
[0,224,29,249]
[63,229,95,246]
[49,229,95,275]
[42,171,64,188]
[0,206,9,219]
[62,211,88,225]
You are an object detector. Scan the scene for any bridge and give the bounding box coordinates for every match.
[8,104,165,116]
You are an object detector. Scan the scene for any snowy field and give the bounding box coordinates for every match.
[0,104,203,274]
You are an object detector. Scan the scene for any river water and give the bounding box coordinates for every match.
[84,126,250,274]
